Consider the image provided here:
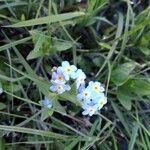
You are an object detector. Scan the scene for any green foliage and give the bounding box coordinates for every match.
[0,0,150,149]
[27,30,73,59]
[111,62,136,86]
[7,12,85,27]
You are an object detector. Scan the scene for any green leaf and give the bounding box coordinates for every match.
[5,91,40,106]
[54,40,72,52]
[139,33,150,55]
[59,83,81,106]
[60,92,81,106]
[27,49,45,60]
[64,140,79,150]
[0,137,5,150]
[135,6,150,24]
[0,2,27,10]
[99,42,111,50]
[0,125,72,139]
[129,79,150,96]
[41,108,53,121]
[111,101,130,136]
[7,12,85,27]
[0,103,6,110]
[27,40,72,60]
[128,124,139,150]
[139,47,150,56]
[127,17,150,37]
[117,87,132,110]
[27,31,73,60]
[111,62,136,86]
[0,37,31,52]
[87,0,108,13]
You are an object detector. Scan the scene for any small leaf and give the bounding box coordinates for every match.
[139,47,150,56]
[99,42,111,50]
[27,31,73,60]
[128,123,139,150]
[117,87,132,110]
[129,79,150,96]
[41,108,53,121]
[54,41,72,52]
[27,49,45,60]
[111,101,131,135]
[59,92,81,106]
[111,62,136,86]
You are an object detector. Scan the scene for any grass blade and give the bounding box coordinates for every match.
[6,12,85,27]
[0,125,72,139]
[0,37,31,52]
[128,123,139,150]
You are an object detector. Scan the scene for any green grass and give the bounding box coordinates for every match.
[0,0,150,149]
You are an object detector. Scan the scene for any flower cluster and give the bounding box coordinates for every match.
[77,81,107,116]
[43,61,107,116]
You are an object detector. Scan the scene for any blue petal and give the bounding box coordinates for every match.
[64,85,71,91]
[82,110,88,115]
[71,65,77,72]
[43,97,52,108]
[62,61,70,67]
[50,85,57,92]
[51,72,57,80]
[77,93,83,101]
[70,72,77,79]
[64,73,70,81]
[88,81,94,87]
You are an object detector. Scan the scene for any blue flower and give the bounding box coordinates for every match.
[48,60,107,117]
[58,61,77,80]
[72,69,86,89]
[87,81,105,93]
[50,83,71,94]
[77,87,92,101]
[91,92,105,102]
[51,68,66,84]
[43,96,52,109]
[82,103,97,116]
[92,93,107,110]
[77,80,107,116]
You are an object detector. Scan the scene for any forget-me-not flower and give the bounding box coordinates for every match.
[50,83,71,94]
[58,61,77,81]
[48,60,107,117]
[43,96,52,109]
[51,68,66,84]
[93,95,107,110]
[72,69,86,89]
[77,87,92,101]
[82,103,97,116]
[87,81,105,93]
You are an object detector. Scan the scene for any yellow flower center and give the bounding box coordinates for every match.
[65,67,71,74]
[57,75,63,81]
[93,85,100,92]
[83,92,89,97]
[88,108,94,112]
[57,86,62,90]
